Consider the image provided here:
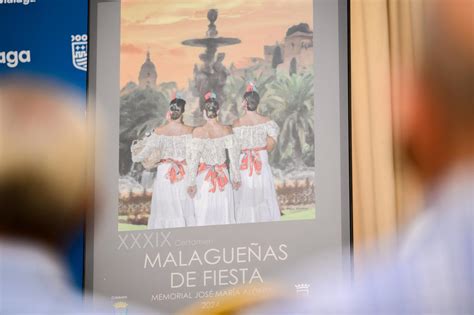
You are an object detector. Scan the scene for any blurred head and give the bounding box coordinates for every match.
[399,0,474,187]
[0,78,90,249]
[204,92,219,119]
[243,91,260,112]
[169,97,186,121]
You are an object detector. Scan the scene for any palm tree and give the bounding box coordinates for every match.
[263,71,315,170]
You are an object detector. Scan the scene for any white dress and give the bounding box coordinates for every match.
[187,135,241,226]
[131,133,195,229]
[233,121,281,223]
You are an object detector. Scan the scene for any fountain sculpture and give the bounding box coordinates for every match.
[182,9,241,112]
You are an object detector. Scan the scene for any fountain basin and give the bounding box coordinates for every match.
[182,37,241,48]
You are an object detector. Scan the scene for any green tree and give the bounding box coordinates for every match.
[289,58,297,76]
[157,81,177,100]
[271,46,284,69]
[263,72,315,170]
[119,87,168,174]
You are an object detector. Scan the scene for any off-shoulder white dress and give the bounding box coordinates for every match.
[132,134,195,229]
[233,121,281,223]
[187,135,241,226]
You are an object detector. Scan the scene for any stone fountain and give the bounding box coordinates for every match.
[182,9,241,113]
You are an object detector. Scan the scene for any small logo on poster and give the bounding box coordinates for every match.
[295,283,310,297]
[113,301,128,315]
[71,34,88,72]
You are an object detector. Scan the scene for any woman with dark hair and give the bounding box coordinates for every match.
[186,92,241,226]
[132,93,195,229]
[233,83,281,223]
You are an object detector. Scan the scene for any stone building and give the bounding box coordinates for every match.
[264,23,314,74]
[138,50,157,88]
[121,51,158,96]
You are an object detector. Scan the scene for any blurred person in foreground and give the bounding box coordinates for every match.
[213,0,472,314]
[0,79,110,314]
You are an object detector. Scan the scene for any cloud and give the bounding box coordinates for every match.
[121,0,263,27]
[121,44,145,55]
[168,47,187,57]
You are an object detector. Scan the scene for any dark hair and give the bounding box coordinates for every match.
[169,98,186,120]
[204,98,220,119]
[169,98,186,111]
[243,91,260,111]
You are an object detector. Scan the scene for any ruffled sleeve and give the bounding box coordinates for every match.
[266,120,280,142]
[131,134,161,169]
[186,138,204,186]
[224,134,241,183]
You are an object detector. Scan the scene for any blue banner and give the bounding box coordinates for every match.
[0,0,88,94]
[0,0,88,288]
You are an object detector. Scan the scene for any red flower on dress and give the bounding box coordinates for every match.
[198,163,229,193]
[161,159,186,184]
[240,147,266,177]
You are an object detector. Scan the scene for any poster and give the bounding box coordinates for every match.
[87,0,350,313]
[119,1,315,231]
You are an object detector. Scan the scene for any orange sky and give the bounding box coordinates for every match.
[120,0,313,89]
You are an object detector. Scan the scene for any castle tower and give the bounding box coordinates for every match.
[138,50,157,88]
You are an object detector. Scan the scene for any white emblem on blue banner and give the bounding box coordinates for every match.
[71,34,88,72]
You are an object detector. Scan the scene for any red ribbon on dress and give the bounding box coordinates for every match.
[240,146,267,177]
[198,163,229,193]
[160,159,186,184]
